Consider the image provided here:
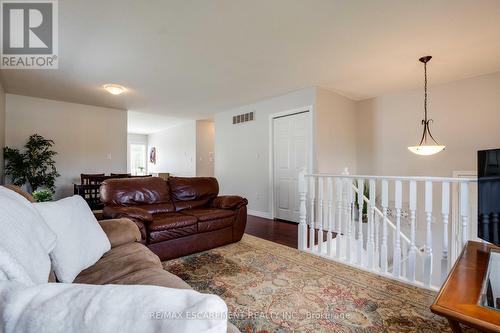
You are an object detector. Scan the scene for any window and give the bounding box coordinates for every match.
[130,143,147,175]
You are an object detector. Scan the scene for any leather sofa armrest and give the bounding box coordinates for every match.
[102,206,153,223]
[99,218,142,248]
[211,196,248,210]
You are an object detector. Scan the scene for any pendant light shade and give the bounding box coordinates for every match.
[408,56,445,156]
[408,144,445,156]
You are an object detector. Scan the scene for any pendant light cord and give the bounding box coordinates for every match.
[424,61,428,122]
[420,57,440,145]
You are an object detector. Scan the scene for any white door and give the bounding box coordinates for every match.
[273,111,310,222]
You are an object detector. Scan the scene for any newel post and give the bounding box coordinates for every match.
[298,168,308,251]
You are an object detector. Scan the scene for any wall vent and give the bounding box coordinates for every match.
[232,111,254,124]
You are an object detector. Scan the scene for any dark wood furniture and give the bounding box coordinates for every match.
[431,241,500,333]
[74,173,152,210]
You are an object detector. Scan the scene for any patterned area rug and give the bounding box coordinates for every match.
[163,234,456,333]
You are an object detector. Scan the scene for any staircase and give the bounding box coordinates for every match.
[297,168,476,290]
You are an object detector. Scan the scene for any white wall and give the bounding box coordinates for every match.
[196,120,214,177]
[5,94,127,198]
[147,121,196,177]
[214,87,360,216]
[215,87,316,216]
[315,87,358,174]
[0,80,5,184]
[357,71,500,177]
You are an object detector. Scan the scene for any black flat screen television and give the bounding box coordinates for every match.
[478,149,500,246]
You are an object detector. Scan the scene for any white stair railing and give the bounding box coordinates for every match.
[298,169,476,290]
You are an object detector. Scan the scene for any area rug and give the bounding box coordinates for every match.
[163,234,460,333]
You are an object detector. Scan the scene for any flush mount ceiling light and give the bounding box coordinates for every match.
[408,56,445,156]
[103,84,126,95]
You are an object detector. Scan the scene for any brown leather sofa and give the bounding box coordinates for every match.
[3,185,240,333]
[100,177,248,260]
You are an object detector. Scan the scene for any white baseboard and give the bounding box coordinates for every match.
[247,209,273,219]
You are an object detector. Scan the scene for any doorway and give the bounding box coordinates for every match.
[272,110,312,222]
[129,143,148,175]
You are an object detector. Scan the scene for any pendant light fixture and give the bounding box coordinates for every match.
[408,56,445,156]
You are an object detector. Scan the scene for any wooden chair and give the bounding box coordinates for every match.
[80,173,105,185]
[76,173,107,210]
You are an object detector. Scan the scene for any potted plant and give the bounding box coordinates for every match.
[4,134,60,196]
[32,188,54,202]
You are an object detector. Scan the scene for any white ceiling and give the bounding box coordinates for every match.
[2,0,500,133]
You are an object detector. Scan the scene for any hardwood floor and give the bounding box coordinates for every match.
[244,215,298,248]
[244,214,331,249]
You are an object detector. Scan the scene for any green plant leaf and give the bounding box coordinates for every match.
[3,134,59,193]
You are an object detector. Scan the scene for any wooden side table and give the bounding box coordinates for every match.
[431,241,500,333]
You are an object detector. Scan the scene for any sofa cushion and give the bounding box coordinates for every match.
[34,196,111,283]
[181,208,234,222]
[136,202,175,214]
[109,267,191,289]
[149,213,198,230]
[198,217,234,233]
[182,208,235,233]
[173,198,210,211]
[148,213,198,243]
[74,242,161,285]
[98,219,142,248]
[101,177,171,206]
[102,206,153,223]
[0,187,57,285]
[169,177,219,211]
[149,226,198,243]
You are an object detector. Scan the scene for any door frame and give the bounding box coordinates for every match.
[269,106,315,221]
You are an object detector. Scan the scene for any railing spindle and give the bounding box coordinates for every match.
[381,180,389,273]
[357,179,364,266]
[424,181,433,287]
[441,182,450,283]
[318,177,324,254]
[402,241,407,277]
[327,177,333,256]
[393,180,402,277]
[408,180,417,281]
[346,179,353,263]
[460,182,469,249]
[309,177,316,252]
[367,179,376,270]
[335,178,343,259]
